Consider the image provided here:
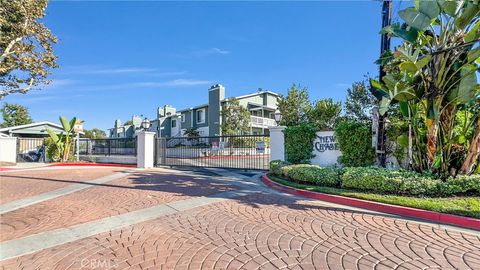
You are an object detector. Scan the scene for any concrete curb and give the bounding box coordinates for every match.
[49,163,136,168]
[262,174,480,231]
[1,163,136,171]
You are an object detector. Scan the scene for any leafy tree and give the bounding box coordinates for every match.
[344,80,376,123]
[221,98,251,135]
[123,120,133,126]
[0,103,32,127]
[277,84,311,127]
[371,0,480,176]
[83,128,106,139]
[308,98,342,130]
[0,0,57,98]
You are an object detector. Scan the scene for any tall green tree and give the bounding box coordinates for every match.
[308,98,342,130]
[277,84,311,126]
[221,98,251,135]
[0,103,33,127]
[0,0,57,98]
[83,128,106,139]
[344,80,376,123]
[371,0,480,176]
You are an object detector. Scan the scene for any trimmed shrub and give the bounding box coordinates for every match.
[440,175,480,195]
[269,160,290,176]
[341,167,442,196]
[277,164,342,187]
[335,120,376,167]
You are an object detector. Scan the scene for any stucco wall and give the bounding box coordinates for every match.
[310,131,341,167]
[0,137,17,164]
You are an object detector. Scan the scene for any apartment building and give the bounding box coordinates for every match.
[109,84,279,138]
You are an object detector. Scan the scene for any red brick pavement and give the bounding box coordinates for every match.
[0,170,234,242]
[2,192,479,270]
[0,168,120,204]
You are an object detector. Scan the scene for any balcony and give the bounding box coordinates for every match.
[250,116,276,128]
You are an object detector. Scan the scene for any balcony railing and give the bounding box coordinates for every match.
[250,116,276,127]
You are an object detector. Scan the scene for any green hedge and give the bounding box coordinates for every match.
[341,167,441,196]
[284,123,317,164]
[270,161,342,188]
[335,120,376,167]
[269,161,480,197]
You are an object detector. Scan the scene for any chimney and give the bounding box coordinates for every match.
[208,84,225,136]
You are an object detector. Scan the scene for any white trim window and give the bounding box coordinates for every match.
[181,114,185,123]
[171,119,177,128]
[196,109,205,124]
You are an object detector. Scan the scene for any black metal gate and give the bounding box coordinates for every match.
[155,135,270,170]
[16,138,46,162]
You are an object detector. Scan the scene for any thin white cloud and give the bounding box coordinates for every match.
[166,79,212,86]
[209,48,230,55]
[58,66,158,75]
[152,71,188,77]
[88,67,157,74]
[175,48,230,58]
[133,79,211,87]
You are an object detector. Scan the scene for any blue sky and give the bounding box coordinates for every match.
[2,0,408,132]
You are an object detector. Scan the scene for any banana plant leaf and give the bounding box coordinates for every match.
[455,2,480,29]
[60,116,71,132]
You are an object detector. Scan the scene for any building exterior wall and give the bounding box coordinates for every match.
[180,111,192,129]
[193,106,209,129]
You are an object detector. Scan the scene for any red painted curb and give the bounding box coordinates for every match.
[262,174,480,231]
[49,163,136,168]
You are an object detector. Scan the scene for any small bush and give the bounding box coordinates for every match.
[341,167,441,195]
[440,175,480,195]
[270,160,290,176]
[276,164,342,187]
[45,137,61,162]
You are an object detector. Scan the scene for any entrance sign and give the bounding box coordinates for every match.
[310,131,341,166]
[255,141,266,153]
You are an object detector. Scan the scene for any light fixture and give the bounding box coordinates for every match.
[141,117,151,130]
[274,109,282,125]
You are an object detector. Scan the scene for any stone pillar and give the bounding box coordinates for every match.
[137,131,156,168]
[269,126,286,162]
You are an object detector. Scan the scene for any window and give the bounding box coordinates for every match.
[172,119,177,128]
[196,109,205,124]
[181,114,185,123]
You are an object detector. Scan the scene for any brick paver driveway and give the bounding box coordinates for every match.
[0,166,479,270]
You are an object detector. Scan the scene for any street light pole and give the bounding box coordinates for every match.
[376,0,392,167]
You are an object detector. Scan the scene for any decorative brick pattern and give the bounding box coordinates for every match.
[1,191,479,270]
[0,170,234,242]
[0,168,120,204]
